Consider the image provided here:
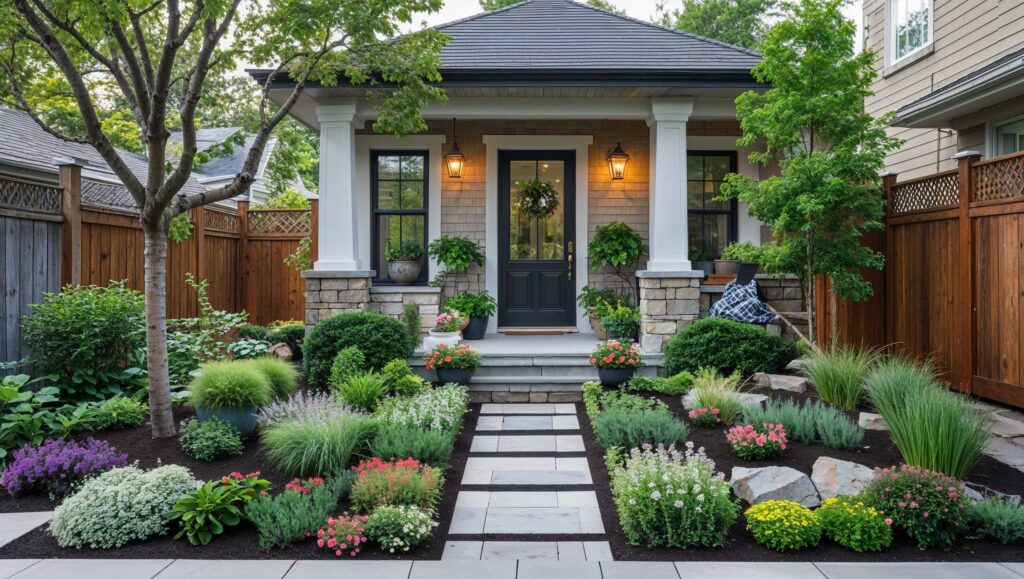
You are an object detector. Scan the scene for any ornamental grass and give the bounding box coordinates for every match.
[260,409,375,477]
[803,344,876,411]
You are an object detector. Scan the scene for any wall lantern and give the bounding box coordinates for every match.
[444,118,465,178]
[607,142,630,180]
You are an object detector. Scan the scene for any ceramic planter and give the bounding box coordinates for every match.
[387,260,421,285]
[713,259,740,275]
[436,367,474,385]
[590,317,609,340]
[422,329,461,351]
[693,260,714,276]
[195,405,259,436]
[463,316,488,340]
[597,367,636,388]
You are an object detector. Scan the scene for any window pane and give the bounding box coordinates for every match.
[401,155,424,180]
[995,119,1024,156]
[377,181,400,210]
[687,155,704,181]
[705,155,731,181]
[400,182,424,210]
[688,181,704,209]
[378,156,400,180]
[401,215,424,247]
[894,0,930,60]
[706,214,730,257]
[688,215,703,255]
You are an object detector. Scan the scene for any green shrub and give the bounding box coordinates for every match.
[89,396,147,430]
[370,423,454,465]
[582,381,603,418]
[21,282,145,399]
[267,321,306,360]
[335,372,387,412]
[329,346,365,389]
[380,359,427,397]
[260,409,375,477]
[745,500,821,552]
[375,383,470,434]
[401,303,422,342]
[966,498,1024,544]
[243,357,299,399]
[817,496,893,552]
[365,505,438,553]
[803,345,875,411]
[189,360,274,410]
[596,389,668,414]
[245,474,351,550]
[866,357,990,478]
[814,404,866,450]
[49,465,199,549]
[303,312,415,389]
[350,457,441,512]
[593,408,689,450]
[179,417,244,461]
[239,323,270,341]
[664,317,795,376]
[864,464,968,550]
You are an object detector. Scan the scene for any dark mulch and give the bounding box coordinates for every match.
[0,403,479,560]
[579,387,1024,562]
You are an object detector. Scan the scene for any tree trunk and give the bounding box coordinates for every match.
[143,225,177,438]
[805,231,816,346]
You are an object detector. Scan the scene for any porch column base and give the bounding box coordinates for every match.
[636,270,703,353]
[302,270,375,333]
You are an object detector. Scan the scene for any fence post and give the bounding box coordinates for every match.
[954,151,981,394]
[881,172,897,348]
[57,160,82,286]
[237,200,250,314]
[309,198,319,266]
[194,207,207,284]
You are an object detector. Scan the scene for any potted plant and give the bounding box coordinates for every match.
[577,286,630,339]
[421,308,465,351]
[384,239,424,285]
[587,222,647,303]
[715,242,762,276]
[589,339,643,388]
[425,343,481,385]
[427,235,484,296]
[691,246,715,276]
[600,304,641,342]
[188,360,274,435]
[445,291,497,340]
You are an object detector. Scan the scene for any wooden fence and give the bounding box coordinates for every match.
[0,165,317,364]
[821,149,1024,408]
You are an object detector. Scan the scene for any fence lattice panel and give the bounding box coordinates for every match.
[974,154,1024,203]
[0,179,62,214]
[205,209,240,233]
[890,171,959,214]
[248,210,311,234]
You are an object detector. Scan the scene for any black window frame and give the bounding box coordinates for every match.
[370,150,430,285]
[687,150,739,259]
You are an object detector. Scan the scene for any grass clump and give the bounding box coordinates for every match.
[260,408,375,477]
[866,357,990,479]
[593,408,689,450]
[689,367,745,425]
[743,398,864,450]
[334,371,387,412]
[243,357,299,399]
[369,423,454,466]
[803,345,875,411]
[189,360,273,410]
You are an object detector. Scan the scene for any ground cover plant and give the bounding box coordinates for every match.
[369,423,454,465]
[803,345,875,411]
[593,408,689,451]
[863,464,968,550]
[1,438,127,499]
[966,498,1024,544]
[626,371,695,395]
[664,317,795,376]
[245,474,352,550]
[178,417,244,462]
[817,496,893,552]
[866,357,989,478]
[316,513,369,557]
[87,396,147,431]
[745,500,821,551]
[375,383,470,433]
[364,505,438,554]
[304,312,416,389]
[349,457,441,512]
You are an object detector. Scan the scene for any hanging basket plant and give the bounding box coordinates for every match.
[513,179,560,218]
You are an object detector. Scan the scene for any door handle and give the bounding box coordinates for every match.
[567,242,574,280]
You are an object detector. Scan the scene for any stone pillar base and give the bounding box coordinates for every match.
[368,286,441,335]
[636,270,703,352]
[301,270,375,333]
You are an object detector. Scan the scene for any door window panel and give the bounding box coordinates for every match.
[508,160,565,261]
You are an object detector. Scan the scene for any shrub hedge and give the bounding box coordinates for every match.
[303,313,415,389]
[664,317,795,376]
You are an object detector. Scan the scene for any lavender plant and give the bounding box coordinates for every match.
[256,391,355,427]
[1,438,128,499]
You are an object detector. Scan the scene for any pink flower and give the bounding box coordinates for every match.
[884,518,893,525]
[923,511,929,518]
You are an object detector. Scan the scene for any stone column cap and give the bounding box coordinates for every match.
[301,270,376,279]
[635,270,705,279]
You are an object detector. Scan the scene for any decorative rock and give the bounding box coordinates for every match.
[731,466,820,508]
[738,393,769,408]
[785,358,806,375]
[963,482,1021,506]
[753,373,808,393]
[858,412,889,431]
[810,457,874,500]
[990,414,1024,438]
[267,342,293,361]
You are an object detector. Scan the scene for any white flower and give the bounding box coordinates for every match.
[674,500,684,508]
[628,498,636,505]
[696,494,705,502]
[650,490,662,501]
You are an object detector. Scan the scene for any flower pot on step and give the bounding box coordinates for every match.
[436,367,474,385]
[597,367,636,388]
[463,316,488,340]
[713,259,741,275]
[422,330,461,352]
[386,260,421,285]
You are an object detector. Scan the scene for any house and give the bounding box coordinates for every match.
[865,0,1024,178]
[252,0,801,352]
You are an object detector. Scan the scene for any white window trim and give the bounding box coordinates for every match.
[987,114,1024,158]
[354,135,446,281]
[887,0,934,67]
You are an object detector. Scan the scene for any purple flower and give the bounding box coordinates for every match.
[1,438,127,498]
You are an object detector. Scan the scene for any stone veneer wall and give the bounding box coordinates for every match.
[637,272,703,353]
[302,271,439,336]
[367,287,440,335]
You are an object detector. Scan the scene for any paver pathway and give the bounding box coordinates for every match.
[0,513,51,550]
[445,401,613,561]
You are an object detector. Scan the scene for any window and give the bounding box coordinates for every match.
[371,151,428,284]
[890,0,932,63]
[687,152,738,260]
[993,118,1024,157]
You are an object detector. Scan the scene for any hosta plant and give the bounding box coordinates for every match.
[745,500,821,552]
[863,464,968,550]
[365,505,438,553]
[169,471,270,545]
[817,496,893,552]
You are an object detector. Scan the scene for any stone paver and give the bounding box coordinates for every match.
[476,415,580,431]
[484,507,604,534]
[462,457,592,485]
[481,403,576,415]
[11,559,173,579]
[676,562,825,578]
[450,492,603,534]
[984,438,1024,469]
[1002,563,1024,577]
[814,562,1022,579]
[582,541,613,561]
[519,560,602,579]
[0,512,52,548]
[601,561,680,579]
[409,560,517,579]
[442,540,484,560]
[285,561,411,579]
[442,541,612,561]
[471,435,585,453]
[156,560,294,579]
[0,559,39,578]
[481,541,558,560]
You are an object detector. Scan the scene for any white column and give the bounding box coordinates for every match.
[646,98,695,271]
[315,101,364,271]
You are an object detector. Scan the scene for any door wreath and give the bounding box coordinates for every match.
[513,179,560,218]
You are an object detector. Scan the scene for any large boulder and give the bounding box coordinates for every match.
[858,412,889,431]
[810,456,874,500]
[752,372,808,393]
[731,466,820,508]
[267,342,293,361]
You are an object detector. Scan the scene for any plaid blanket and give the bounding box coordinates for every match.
[709,279,777,324]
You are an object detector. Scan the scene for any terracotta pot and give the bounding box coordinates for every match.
[713,259,741,275]
[387,260,421,285]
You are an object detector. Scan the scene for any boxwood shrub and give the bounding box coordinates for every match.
[303,312,415,390]
[664,317,795,376]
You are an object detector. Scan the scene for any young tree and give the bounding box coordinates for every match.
[0,0,447,437]
[655,0,778,50]
[721,0,900,345]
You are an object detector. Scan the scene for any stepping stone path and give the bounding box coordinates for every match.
[445,401,613,561]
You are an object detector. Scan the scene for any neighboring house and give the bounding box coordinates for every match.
[251,0,799,350]
[865,0,1024,178]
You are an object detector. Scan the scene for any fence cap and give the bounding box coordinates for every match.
[53,156,89,167]
[952,150,982,160]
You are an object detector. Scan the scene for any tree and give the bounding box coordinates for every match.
[0,0,447,437]
[655,0,778,50]
[481,0,623,13]
[720,0,900,345]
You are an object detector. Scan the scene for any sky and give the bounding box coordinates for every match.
[402,0,864,47]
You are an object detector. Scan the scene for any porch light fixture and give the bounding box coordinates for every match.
[607,142,630,180]
[444,118,465,178]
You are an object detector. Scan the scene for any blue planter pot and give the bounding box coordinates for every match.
[195,405,259,436]
[597,367,636,388]
[436,367,474,385]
